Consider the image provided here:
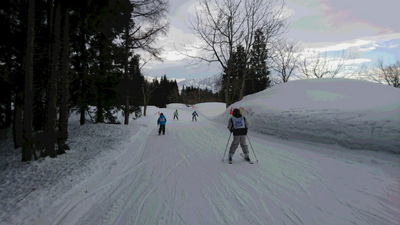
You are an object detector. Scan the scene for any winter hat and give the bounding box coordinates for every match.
[160,113,163,116]
[232,108,241,117]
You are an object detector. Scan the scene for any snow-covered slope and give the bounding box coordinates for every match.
[214,78,400,153]
[177,74,221,93]
[0,79,399,225]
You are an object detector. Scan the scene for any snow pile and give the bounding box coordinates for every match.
[214,78,400,153]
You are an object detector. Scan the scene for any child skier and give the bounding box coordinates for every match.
[192,111,199,121]
[173,110,179,120]
[227,108,250,162]
[157,113,167,135]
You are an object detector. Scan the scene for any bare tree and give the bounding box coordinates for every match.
[298,50,348,79]
[185,0,286,107]
[120,0,169,124]
[374,58,400,88]
[128,0,169,60]
[271,39,299,83]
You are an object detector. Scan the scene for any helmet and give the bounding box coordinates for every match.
[232,108,241,117]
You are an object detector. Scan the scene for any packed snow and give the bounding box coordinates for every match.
[0,78,399,225]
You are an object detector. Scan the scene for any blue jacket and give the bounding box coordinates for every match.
[157,115,167,125]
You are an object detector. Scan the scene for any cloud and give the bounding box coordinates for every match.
[296,32,400,76]
[300,33,400,54]
[286,0,399,43]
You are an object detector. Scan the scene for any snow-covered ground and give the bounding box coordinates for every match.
[214,78,400,153]
[0,78,399,225]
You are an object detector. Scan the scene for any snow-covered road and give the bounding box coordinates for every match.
[33,106,400,225]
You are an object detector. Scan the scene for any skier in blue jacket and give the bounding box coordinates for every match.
[157,113,167,135]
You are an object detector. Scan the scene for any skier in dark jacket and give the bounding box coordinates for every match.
[227,108,250,162]
[192,111,199,121]
[157,113,167,135]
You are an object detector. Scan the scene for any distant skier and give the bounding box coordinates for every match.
[157,113,167,135]
[173,110,179,120]
[227,108,250,162]
[192,111,199,121]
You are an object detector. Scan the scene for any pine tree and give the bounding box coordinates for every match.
[247,28,270,95]
[222,45,246,105]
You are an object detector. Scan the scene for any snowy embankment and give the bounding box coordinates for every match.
[214,78,400,153]
[0,109,156,224]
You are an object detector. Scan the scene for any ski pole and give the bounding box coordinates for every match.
[222,132,232,161]
[247,134,258,162]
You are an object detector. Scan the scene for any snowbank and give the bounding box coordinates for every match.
[0,106,160,224]
[214,78,400,153]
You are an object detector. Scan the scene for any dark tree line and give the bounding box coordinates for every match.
[181,86,220,105]
[0,0,168,161]
[148,75,180,108]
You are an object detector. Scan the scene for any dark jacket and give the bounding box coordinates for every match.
[228,108,248,136]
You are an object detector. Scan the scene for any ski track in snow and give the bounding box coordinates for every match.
[1,104,400,225]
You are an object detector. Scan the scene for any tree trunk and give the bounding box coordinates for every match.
[22,0,35,161]
[58,5,70,153]
[96,33,105,124]
[79,18,88,126]
[124,91,130,125]
[13,94,23,149]
[96,96,103,123]
[142,84,147,117]
[224,70,231,108]
[4,92,13,128]
[80,109,85,125]
[45,0,61,158]
[123,23,130,125]
[239,67,248,101]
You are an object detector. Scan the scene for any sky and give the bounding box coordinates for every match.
[141,0,400,80]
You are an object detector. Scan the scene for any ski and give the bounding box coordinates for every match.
[240,153,254,164]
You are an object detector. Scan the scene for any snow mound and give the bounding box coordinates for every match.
[214,78,400,153]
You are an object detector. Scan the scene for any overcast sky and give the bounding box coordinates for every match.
[141,0,400,81]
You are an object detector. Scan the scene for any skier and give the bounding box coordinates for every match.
[173,109,179,120]
[192,111,199,121]
[157,113,167,135]
[227,108,250,163]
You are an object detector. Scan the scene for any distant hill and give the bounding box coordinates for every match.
[177,74,221,93]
